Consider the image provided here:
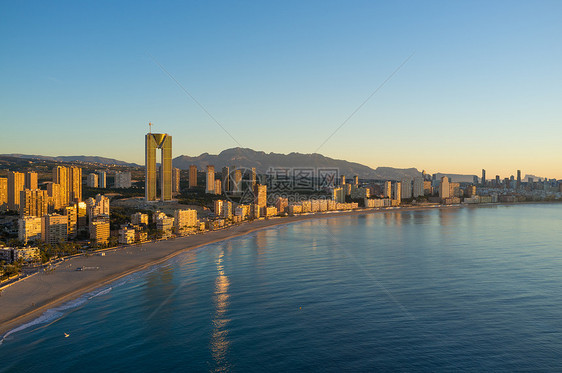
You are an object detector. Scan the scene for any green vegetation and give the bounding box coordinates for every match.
[83,185,144,200]
[178,187,222,208]
[0,262,21,280]
[37,241,82,262]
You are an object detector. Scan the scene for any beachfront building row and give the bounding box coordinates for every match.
[0,246,40,264]
[148,209,200,239]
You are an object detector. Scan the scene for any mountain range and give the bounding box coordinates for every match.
[4,148,486,181]
[172,148,422,180]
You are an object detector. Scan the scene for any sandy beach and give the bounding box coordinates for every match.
[0,205,455,336]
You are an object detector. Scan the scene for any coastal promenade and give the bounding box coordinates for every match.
[0,205,450,337]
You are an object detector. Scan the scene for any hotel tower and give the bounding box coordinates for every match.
[145,132,172,201]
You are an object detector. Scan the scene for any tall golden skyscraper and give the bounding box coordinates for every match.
[53,166,69,207]
[46,182,62,210]
[205,165,215,194]
[0,177,7,211]
[25,172,38,190]
[189,165,197,188]
[145,132,172,201]
[52,166,82,206]
[8,171,25,211]
[69,166,82,203]
[251,167,257,189]
[253,184,267,208]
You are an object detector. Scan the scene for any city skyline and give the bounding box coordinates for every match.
[1,1,562,178]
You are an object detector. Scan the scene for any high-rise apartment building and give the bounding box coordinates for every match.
[20,189,49,217]
[401,179,412,199]
[413,177,424,197]
[114,171,132,188]
[332,187,345,203]
[8,171,25,211]
[25,172,38,190]
[145,132,172,201]
[251,168,257,189]
[87,173,99,188]
[64,205,78,238]
[222,167,230,192]
[214,200,224,216]
[254,184,267,208]
[172,168,181,194]
[206,165,215,194]
[42,214,68,245]
[481,169,486,186]
[449,182,461,197]
[53,166,69,206]
[214,179,222,195]
[423,180,432,195]
[98,171,107,188]
[439,176,450,199]
[46,182,62,211]
[65,166,82,203]
[189,165,197,188]
[275,197,288,214]
[223,201,233,219]
[354,175,359,185]
[76,201,87,233]
[86,194,110,220]
[174,209,198,233]
[52,166,82,206]
[341,175,346,186]
[233,168,242,194]
[517,170,521,189]
[393,182,402,202]
[384,181,392,198]
[90,216,110,245]
[0,177,7,211]
[19,216,43,244]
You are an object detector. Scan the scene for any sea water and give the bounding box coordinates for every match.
[1,204,562,371]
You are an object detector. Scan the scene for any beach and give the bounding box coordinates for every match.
[0,205,456,336]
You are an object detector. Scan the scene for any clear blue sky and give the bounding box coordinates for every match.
[1,1,561,178]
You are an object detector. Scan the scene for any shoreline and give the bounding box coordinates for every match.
[0,202,553,338]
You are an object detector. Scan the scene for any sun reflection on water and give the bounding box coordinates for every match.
[211,250,231,372]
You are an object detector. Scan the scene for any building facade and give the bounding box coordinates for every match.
[0,177,7,211]
[19,216,43,244]
[8,171,25,211]
[42,214,69,245]
[206,165,215,194]
[20,189,49,217]
[189,165,197,188]
[172,168,181,194]
[114,171,132,188]
[87,173,99,188]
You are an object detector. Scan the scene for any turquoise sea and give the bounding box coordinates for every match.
[1,204,562,371]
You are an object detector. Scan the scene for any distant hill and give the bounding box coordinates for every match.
[1,154,141,167]
[433,173,477,183]
[173,147,421,180]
